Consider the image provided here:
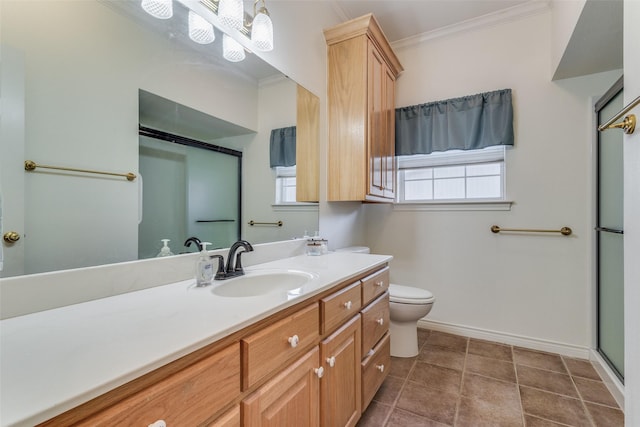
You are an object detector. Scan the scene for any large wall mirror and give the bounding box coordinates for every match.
[0,0,319,278]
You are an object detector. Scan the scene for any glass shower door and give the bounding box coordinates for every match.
[596,83,625,380]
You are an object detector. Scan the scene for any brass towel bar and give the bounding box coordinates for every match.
[24,160,136,181]
[598,96,639,135]
[491,225,572,236]
[248,220,283,227]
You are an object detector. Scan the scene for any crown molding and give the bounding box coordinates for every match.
[391,0,551,50]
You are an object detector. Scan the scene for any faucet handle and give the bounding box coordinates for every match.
[211,255,226,280]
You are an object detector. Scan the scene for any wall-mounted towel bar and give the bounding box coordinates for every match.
[491,225,572,236]
[598,95,639,134]
[24,160,136,181]
[248,220,283,227]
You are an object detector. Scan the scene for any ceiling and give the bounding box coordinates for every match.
[331,0,532,43]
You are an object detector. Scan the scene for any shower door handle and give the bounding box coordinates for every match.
[595,227,624,234]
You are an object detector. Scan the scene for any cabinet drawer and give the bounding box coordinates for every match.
[361,292,389,354]
[242,303,320,390]
[361,267,389,306]
[78,343,240,426]
[361,333,390,409]
[321,281,362,334]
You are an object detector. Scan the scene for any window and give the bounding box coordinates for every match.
[275,166,297,204]
[397,146,506,203]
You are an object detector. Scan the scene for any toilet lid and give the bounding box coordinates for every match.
[389,283,435,304]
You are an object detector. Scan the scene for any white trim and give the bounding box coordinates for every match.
[590,349,625,411]
[391,0,550,50]
[394,200,512,211]
[417,318,590,359]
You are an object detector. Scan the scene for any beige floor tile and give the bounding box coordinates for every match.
[585,401,624,427]
[396,380,459,425]
[386,408,450,427]
[409,361,462,394]
[456,396,523,427]
[468,338,513,362]
[513,348,567,374]
[573,377,619,408]
[562,357,601,381]
[373,375,405,406]
[424,331,469,353]
[516,365,578,397]
[357,401,393,427]
[520,386,590,426]
[389,356,417,379]
[418,345,466,371]
[466,353,516,383]
[523,414,574,426]
[462,373,521,409]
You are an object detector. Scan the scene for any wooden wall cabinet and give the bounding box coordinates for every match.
[296,85,320,202]
[324,14,403,202]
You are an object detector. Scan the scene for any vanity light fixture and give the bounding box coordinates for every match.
[141,0,173,19]
[250,0,273,52]
[223,33,246,62]
[217,0,244,30]
[188,10,215,44]
[141,0,274,62]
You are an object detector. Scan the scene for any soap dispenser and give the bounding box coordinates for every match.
[195,242,214,287]
[157,239,174,257]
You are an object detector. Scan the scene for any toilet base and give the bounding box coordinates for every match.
[389,320,420,358]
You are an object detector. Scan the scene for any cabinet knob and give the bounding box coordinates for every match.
[326,356,336,367]
[377,318,384,326]
[375,281,384,287]
[343,301,352,310]
[376,364,385,373]
[288,334,299,348]
[148,421,166,427]
[315,366,324,378]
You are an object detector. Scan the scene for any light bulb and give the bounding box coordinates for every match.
[223,34,245,62]
[251,10,273,51]
[188,11,215,44]
[141,0,173,19]
[218,0,243,30]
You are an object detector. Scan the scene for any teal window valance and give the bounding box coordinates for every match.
[395,89,514,156]
[269,126,296,168]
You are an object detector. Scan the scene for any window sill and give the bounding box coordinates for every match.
[393,200,513,211]
[272,203,319,212]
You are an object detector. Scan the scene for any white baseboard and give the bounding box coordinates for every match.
[417,319,591,359]
[589,349,625,411]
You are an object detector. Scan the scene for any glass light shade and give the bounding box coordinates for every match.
[223,34,245,62]
[188,11,215,44]
[218,0,243,30]
[251,11,273,51]
[141,0,173,19]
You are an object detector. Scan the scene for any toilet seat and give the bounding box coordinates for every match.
[389,283,435,305]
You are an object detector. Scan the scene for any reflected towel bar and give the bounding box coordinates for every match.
[24,160,136,181]
[248,220,283,227]
[491,225,572,236]
[598,95,639,134]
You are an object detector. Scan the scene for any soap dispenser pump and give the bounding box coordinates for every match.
[195,242,214,287]
[157,239,174,257]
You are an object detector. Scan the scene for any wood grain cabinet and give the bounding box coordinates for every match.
[40,265,391,427]
[324,14,403,202]
[320,315,362,427]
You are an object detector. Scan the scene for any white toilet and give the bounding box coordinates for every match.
[335,247,436,358]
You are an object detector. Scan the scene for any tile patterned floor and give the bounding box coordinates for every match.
[358,329,624,427]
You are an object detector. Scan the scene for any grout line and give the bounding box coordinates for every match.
[562,356,597,427]
[451,336,468,426]
[512,345,527,427]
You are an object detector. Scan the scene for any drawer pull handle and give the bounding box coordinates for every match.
[315,366,325,378]
[344,301,353,310]
[149,421,166,427]
[326,356,336,367]
[375,281,384,287]
[288,334,300,348]
[376,364,385,373]
[376,318,384,326]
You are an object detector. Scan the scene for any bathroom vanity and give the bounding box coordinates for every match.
[0,253,391,427]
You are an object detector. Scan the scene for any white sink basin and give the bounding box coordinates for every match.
[211,269,316,298]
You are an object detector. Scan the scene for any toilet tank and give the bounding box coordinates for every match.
[335,246,371,254]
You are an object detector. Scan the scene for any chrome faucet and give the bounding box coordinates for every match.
[215,240,254,280]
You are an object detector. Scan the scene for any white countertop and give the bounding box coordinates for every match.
[0,252,391,427]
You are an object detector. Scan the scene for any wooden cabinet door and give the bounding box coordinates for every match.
[242,347,321,427]
[383,67,396,199]
[320,315,362,427]
[367,40,385,199]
